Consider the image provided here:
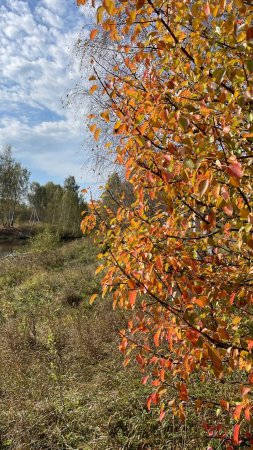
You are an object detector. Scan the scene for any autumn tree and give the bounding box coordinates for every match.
[78,0,253,446]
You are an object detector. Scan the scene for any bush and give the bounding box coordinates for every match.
[30,228,60,253]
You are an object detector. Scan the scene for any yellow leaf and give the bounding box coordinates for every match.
[97,6,105,24]
[103,0,115,14]
[232,316,241,325]
[95,265,104,275]
[89,293,98,305]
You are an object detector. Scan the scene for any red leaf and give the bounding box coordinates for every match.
[146,392,159,410]
[159,407,165,421]
[227,161,243,178]
[242,386,251,397]
[246,27,253,44]
[229,292,236,305]
[204,2,210,17]
[141,375,149,385]
[223,204,233,216]
[136,354,144,365]
[245,407,251,421]
[233,424,240,445]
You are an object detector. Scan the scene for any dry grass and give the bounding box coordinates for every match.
[0,238,237,449]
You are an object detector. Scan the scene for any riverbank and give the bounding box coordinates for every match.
[0,223,82,241]
[0,226,30,240]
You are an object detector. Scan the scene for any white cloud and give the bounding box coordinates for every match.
[0,0,101,191]
[41,0,68,15]
[0,115,99,187]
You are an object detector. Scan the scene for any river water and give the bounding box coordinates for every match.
[0,241,29,259]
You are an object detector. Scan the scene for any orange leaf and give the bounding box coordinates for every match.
[220,400,229,411]
[89,85,98,94]
[89,124,96,133]
[127,279,136,289]
[100,111,110,122]
[94,128,101,141]
[207,345,222,372]
[198,178,209,197]
[129,290,137,307]
[138,122,148,135]
[159,405,165,421]
[233,404,243,421]
[194,297,208,308]
[155,255,163,270]
[247,340,253,350]
[179,383,188,401]
[90,29,98,40]
[154,330,160,347]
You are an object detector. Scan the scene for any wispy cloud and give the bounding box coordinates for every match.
[0,0,99,191]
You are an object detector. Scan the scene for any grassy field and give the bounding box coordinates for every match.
[0,236,240,449]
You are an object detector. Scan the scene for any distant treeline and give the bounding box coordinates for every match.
[0,145,87,236]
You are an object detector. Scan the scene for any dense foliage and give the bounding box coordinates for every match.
[78,0,253,446]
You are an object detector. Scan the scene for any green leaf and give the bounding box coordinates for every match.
[179,116,189,131]
[213,67,226,84]
[246,60,253,74]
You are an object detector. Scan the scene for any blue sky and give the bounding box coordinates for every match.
[0,0,103,194]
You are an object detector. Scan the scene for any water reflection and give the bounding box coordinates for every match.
[0,241,29,258]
